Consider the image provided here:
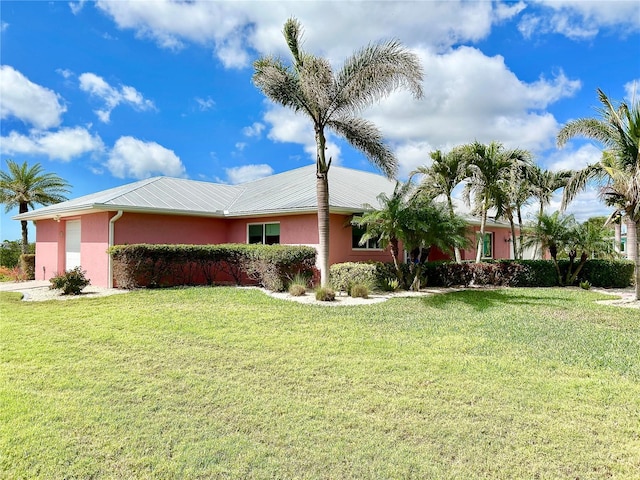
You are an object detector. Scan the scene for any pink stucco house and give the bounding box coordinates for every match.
[15,165,517,287]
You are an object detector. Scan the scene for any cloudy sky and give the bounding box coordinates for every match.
[1,0,639,240]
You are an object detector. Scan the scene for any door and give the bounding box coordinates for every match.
[65,220,81,270]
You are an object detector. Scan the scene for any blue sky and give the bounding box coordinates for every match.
[1,0,639,241]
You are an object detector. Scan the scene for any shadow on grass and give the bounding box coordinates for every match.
[421,288,589,312]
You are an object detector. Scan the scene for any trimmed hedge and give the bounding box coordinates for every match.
[329,262,379,293]
[337,259,634,290]
[109,244,316,291]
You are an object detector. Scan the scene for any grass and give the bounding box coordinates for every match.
[1,287,639,479]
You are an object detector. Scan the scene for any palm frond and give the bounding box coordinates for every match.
[327,117,397,178]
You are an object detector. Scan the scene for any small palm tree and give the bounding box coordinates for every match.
[462,141,529,263]
[0,160,71,253]
[523,212,575,286]
[253,18,423,286]
[558,88,640,300]
[411,147,467,262]
[353,183,468,290]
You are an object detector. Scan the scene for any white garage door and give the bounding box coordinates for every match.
[65,220,81,271]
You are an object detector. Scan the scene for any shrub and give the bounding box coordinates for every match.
[19,254,35,280]
[580,280,591,290]
[577,259,634,288]
[329,262,377,293]
[288,284,307,296]
[349,283,369,298]
[379,277,400,292]
[49,267,91,295]
[315,287,335,302]
[287,273,310,296]
[0,266,25,282]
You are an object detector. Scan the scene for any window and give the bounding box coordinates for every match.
[481,232,493,258]
[352,225,380,250]
[248,223,280,245]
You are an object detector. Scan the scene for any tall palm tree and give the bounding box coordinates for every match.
[411,147,467,262]
[529,166,572,220]
[0,160,70,253]
[558,88,640,300]
[462,141,529,263]
[253,18,423,286]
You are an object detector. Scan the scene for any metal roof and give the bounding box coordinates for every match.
[14,165,397,221]
[14,164,509,227]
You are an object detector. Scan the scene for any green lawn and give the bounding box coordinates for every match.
[1,287,639,479]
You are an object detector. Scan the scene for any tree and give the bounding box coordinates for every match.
[527,166,571,259]
[253,18,423,286]
[462,141,529,263]
[0,160,70,253]
[352,183,468,290]
[523,212,575,286]
[411,147,467,262]
[558,88,640,300]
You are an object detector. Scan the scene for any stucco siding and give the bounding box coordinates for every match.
[80,213,111,287]
[114,213,229,245]
[34,219,64,281]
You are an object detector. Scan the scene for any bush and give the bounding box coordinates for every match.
[315,287,335,302]
[19,254,35,280]
[0,266,25,282]
[580,280,591,290]
[329,262,377,293]
[349,283,369,298]
[109,244,316,290]
[49,267,91,295]
[288,284,307,296]
[577,259,635,288]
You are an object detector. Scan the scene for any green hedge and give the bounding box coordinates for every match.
[346,259,634,290]
[329,262,379,293]
[108,244,316,291]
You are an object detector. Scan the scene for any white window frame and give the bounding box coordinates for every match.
[247,222,280,245]
[351,225,383,251]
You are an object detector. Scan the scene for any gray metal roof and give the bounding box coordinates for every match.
[15,165,397,221]
[14,164,509,227]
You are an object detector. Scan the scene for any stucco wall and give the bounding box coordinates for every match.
[80,212,111,287]
[114,213,229,245]
[461,226,514,261]
[34,219,64,281]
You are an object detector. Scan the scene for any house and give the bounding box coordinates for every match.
[15,165,517,287]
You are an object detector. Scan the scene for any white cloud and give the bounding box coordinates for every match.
[56,68,74,79]
[225,164,274,184]
[519,0,640,39]
[95,1,514,68]
[362,47,580,173]
[243,122,265,138]
[69,1,87,15]
[624,80,639,102]
[0,65,66,129]
[195,96,215,111]
[546,144,602,172]
[79,72,155,123]
[1,22,8,32]
[394,141,436,179]
[0,127,104,162]
[106,136,186,179]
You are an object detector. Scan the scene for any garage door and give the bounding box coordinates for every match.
[65,220,81,271]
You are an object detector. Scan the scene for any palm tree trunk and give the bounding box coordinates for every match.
[517,206,524,259]
[627,219,639,301]
[475,200,488,263]
[447,196,462,263]
[315,127,331,287]
[508,213,517,260]
[614,222,622,254]
[19,202,29,254]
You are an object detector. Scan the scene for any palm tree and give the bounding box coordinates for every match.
[0,160,71,253]
[352,183,468,290]
[523,212,575,286]
[527,166,571,258]
[253,18,423,286]
[558,88,640,300]
[462,141,529,263]
[351,182,411,285]
[411,147,467,262]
